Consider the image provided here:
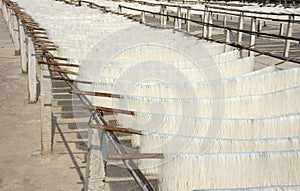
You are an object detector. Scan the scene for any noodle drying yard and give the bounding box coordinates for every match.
[0,0,300,190]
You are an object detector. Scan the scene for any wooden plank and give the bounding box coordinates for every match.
[90,124,143,135]
[41,54,68,61]
[108,153,164,160]
[70,89,123,98]
[51,77,92,84]
[49,67,78,75]
[82,105,135,115]
[38,61,79,67]
[35,47,57,51]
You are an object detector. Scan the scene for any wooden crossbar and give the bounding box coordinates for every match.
[82,104,135,115]
[41,54,68,61]
[49,68,78,75]
[38,61,79,67]
[51,77,92,84]
[90,124,142,135]
[108,153,164,160]
[70,89,123,98]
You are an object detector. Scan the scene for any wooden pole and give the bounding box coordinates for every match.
[27,37,37,103]
[90,124,143,135]
[249,17,256,57]
[118,5,122,14]
[82,105,135,115]
[160,5,164,26]
[257,19,262,37]
[224,29,231,52]
[186,8,190,32]
[51,77,92,84]
[108,153,164,160]
[283,15,294,57]
[38,61,79,67]
[70,89,123,98]
[279,23,284,36]
[207,11,213,38]
[49,67,78,75]
[174,7,181,29]
[160,5,164,27]
[237,12,244,44]
[40,54,68,60]
[202,8,208,38]
[223,14,227,36]
[141,11,146,24]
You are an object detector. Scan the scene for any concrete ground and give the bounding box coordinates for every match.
[0,10,84,191]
